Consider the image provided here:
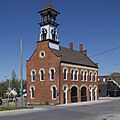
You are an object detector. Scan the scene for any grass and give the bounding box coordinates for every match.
[0,106,33,111]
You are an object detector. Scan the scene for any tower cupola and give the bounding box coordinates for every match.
[38,3,60,43]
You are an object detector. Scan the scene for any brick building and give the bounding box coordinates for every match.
[26,3,99,105]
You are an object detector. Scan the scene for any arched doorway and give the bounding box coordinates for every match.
[81,86,87,102]
[71,86,78,103]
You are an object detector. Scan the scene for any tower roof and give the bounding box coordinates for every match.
[38,2,60,14]
[43,2,54,10]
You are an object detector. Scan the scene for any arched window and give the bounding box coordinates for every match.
[93,72,97,82]
[30,86,35,99]
[52,87,57,99]
[84,71,88,81]
[49,68,55,80]
[31,70,36,82]
[39,69,45,81]
[51,85,57,100]
[41,28,47,40]
[63,68,68,80]
[51,29,56,41]
[90,72,93,82]
[74,70,78,81]
[71,69,74,80]
[81,71,84,81]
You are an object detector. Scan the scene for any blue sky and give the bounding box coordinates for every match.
[0,0,120,81]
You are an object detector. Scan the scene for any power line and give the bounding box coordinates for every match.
[100,62,120,69]
[90,46,120,57]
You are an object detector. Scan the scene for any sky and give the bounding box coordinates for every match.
[0,0,120,81]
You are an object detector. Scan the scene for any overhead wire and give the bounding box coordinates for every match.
[90,46,120,57]
[89,45,120,69]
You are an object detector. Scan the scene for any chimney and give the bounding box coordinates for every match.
[80,43,87,56]
[83,50,87,56]
[69,42,73,50]
[80,44,83,52]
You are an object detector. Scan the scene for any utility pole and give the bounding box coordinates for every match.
[20,39,23,107]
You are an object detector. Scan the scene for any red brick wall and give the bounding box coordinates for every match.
[26,40,61,104]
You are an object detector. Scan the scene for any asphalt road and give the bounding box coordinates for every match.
[0,98,120,120]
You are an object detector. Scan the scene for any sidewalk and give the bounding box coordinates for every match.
[110,115,120,120]
[58,97,120,107]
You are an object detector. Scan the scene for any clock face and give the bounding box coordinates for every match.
[39,51,45,58]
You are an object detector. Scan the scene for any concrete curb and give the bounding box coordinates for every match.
[57,97,120,107]
[109,115,120,120]
[0,108,44,116]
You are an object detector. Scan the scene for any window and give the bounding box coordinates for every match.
[74,70,78,81]
[39,51,45,58]
[90,72,93,82]
[41,28,47,40]
[39,69,45,81]
[49,68,55,80]
[81,71,84,81]
[93,72,97,82]
[31,70,36,82]
[84,71,88,81]
[71,69,74,80]
[51,29,56,41]
[51,85,57,100]
[30,86,35,99]
[63,68,68,80]
[52,87,57,99]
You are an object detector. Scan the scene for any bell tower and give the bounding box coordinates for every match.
[38,3,60,50]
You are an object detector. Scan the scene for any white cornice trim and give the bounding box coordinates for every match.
[61,63,98,71]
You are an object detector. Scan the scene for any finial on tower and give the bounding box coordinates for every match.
[43,1,54,10]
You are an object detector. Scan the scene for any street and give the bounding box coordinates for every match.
[0,98,120,120]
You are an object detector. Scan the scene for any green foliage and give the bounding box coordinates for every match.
[0,106,32,111]
[0,70,26,98]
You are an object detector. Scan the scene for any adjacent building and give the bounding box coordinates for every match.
[99,73,120,97]
[26,3,99,105]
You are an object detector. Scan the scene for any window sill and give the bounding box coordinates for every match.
[64,79,68,81]
[52,98,57,100]
[40,80,44,81]
[31,98,35,100]
[50,79,54,81]
[31,81,35,83]
[71,80,78,81]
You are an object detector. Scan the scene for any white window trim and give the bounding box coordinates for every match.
[50,85,57,100]
[74,69,79,81]
[29,86,35,99]
[39,68,45,81]
[94,71,97,82]
[30,69,36,82]
[89,71,93,82]
[84,70,88,82]
[81,70,84,81]
[70,68,75,81]
[49,67,56,81]
[39,50,46,58]
[63,67,68,81]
